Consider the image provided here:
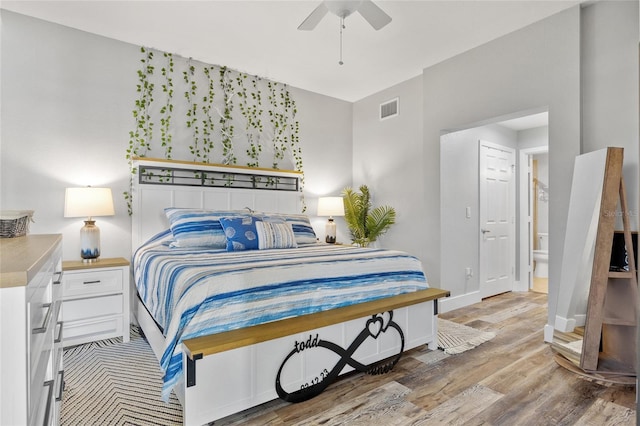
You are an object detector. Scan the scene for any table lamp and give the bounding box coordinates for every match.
[317,196,345,244]
[64,187,115,262]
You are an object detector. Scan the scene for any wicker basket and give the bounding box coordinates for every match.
[0,210,34,238]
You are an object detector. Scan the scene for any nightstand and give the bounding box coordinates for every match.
[61,257,130,347]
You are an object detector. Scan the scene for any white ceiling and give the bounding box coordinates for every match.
[1,0,582,102]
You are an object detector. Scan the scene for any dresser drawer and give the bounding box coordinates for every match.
[28,280,53,372]
[27,257,54,336]
[27,262,55,406]
[52,333,64,426]
[63,269,123,299]
[29,345,51,425]
[30,379,54,426]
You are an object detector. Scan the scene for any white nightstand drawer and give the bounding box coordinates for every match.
[63,269,123,298]
[63,294,123,322]
[63,316,124,347]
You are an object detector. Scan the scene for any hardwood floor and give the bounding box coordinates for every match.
[214,291,636,425]
[532,277,548,294]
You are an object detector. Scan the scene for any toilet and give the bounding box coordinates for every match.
[533,233,549,278]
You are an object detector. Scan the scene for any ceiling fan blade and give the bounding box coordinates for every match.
[357,0,392,30]
[298,2,329,31]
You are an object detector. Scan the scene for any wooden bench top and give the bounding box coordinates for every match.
[183,287,450,359]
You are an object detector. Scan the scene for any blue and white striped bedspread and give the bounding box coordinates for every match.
[133,230,429,399]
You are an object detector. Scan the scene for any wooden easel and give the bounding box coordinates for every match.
[580,147,638,376]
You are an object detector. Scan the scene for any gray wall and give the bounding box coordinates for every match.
[0,10,353,260]
[518,126,549,150]
[352,75,424,258]
[1,11,139,259]
[427,6,582,321]
[352,2,638,332]
[581,0,639,226]
[292,86,353,243]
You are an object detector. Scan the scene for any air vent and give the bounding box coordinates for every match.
[380,98,399,121]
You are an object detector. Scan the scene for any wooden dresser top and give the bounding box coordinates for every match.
[0,234,62,289]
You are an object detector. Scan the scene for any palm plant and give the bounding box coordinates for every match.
[342,185,396,247]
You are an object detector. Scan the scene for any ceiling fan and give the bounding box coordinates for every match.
[298,1,392,65]
[298,0,392,31]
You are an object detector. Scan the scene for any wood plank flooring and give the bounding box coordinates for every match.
[213,291,636,425]
[533,277,548,294]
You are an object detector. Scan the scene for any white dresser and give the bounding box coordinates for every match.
[61,257,130,347]
[0,234,64,426]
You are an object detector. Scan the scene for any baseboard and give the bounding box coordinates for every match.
[554,314,586,333]
[554,315,576,333]
[513,279,529,292]
[438,291,482,314]
[544,324,555,343]
[573,314,586,328]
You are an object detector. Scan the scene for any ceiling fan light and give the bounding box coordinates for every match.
[326,0,363,19]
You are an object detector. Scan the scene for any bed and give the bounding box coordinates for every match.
[131,158,449,425]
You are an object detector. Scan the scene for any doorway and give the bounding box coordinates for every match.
[519,146,550,293]
[440,110,549,309]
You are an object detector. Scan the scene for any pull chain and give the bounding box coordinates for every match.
[339,17,345,65]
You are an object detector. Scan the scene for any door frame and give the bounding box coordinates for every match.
[478,140,516,299]
[517,146,549,292]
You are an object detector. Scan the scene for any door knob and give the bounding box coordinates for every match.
[481,229,490,234]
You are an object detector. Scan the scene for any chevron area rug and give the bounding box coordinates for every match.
[61,327,183,425]
[60,321,493,424]
[437,318,496,355]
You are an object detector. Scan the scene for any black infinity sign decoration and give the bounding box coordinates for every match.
[275,310,404,403]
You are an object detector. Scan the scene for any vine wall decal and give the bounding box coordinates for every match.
[125,47,304,214]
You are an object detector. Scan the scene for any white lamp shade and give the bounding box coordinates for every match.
[317,197,345,217]
[64,187,115,218]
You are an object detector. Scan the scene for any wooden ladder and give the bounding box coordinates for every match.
[580,147,638,376]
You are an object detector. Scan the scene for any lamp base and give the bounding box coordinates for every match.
[80,220,101,262]
[325,218,337,244]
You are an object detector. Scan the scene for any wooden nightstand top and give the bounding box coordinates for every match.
[63,257,130,271]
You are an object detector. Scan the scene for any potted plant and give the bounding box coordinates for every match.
[342,185,396,247]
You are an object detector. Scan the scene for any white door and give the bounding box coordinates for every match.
[479,140,515,298]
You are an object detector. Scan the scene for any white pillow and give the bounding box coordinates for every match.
[256,221,298,250]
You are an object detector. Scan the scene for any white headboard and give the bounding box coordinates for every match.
[131,158,304,252]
